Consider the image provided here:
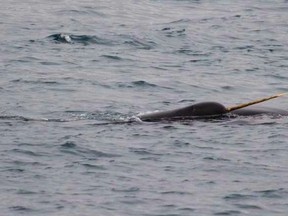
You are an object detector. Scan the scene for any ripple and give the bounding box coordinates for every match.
[214,210,241,215]
[101,54,123,61]
[234,204,262,210]
[47,33,115,45]
[111,187,140,193]
[203,156,230,161]
[121,35,156,50]
[2,168,25,173]
[116,80,158,89]
[9,148,47,157]
[61,141,76,148]
[60,141,120,158]
[0,115,32,121]
[47,33,157,50]
[9,206,34,212]
[264,74,288,80]
[129,147,164,157]
[81,163,106,170]
[56,8,105,17]
[63,110,130,122]
[16,189,38,195]
[167,18,191,24]
[11,78,60,85]
[255,188,288,198]
[160,191,193,195]
[233,45,255,51]
[173,140,190,147]
[161,27,186,37]
[178,207,195,212]
[224,193,256,200]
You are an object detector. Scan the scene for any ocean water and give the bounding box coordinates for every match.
[1,0,288,215]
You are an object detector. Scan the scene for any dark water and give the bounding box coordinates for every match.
[1,1,288,215]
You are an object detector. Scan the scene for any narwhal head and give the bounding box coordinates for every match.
[184,102,227,116]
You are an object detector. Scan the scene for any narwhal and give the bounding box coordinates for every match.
[138,93,288,121]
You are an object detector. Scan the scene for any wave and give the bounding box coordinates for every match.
[0,109,139,125]
[46,33,157,49]
[116,80,158,89]
[60,141,120,158]
[47,33,115,45]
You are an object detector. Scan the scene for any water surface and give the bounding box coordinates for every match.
[1,0,288,215]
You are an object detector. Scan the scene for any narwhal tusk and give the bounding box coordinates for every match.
[226,93,287,112]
